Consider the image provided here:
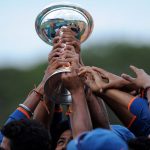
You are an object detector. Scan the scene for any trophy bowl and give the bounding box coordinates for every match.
[35,3,94,104]
[35,3,94,45]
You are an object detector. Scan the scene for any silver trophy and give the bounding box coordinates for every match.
[35,3,94,104]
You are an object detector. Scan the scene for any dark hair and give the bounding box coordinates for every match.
[0,147,5,150]
[1,119,51,150]
[51,120,70,150]
[128,136,150,150]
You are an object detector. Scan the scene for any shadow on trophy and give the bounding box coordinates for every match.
[35,3,94,104]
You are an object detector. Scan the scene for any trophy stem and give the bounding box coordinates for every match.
[44,67,72,104]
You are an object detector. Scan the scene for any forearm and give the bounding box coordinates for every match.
[23,82,44,112]
[33,99,55,130]
[86,91,110,129]
[102,94,135,127]
[103,89,134,109]
[70,88,92,138]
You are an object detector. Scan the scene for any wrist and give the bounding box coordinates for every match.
[36,82,44,95]
[70,86,84,95]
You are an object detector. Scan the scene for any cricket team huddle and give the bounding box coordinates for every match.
[0,27,150,150]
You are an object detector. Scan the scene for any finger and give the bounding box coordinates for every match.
[60,34,75,39]
[61,52,74,58]
[49,55,65,65]
[59,28,76,35]
[52,43,66,50]
[85,77,100,92]
[66,39,80,45]
[53,36,61,44]
[52,60,70,69]
[130,65,145,76]
[89,70,107,91]
[78,70,88,76]
[130,65,140,74]
[64,58,79,69]
[45,61,70,75]
[90,70,102,84]
[61,53,76,59]
[49,48,63,56]
[78,68,92,76]
[48,51,62,60]
[60,37,76,43]
[79,66,91,71]
[61,49,75,55]
[63,45,75,52]
[121,73,135,82]
[48,48,64,63]
[66,41,80,53]
[79,66,91,72]
[92,67,109,77]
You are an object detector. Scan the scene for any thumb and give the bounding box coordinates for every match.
[121,73,135,82]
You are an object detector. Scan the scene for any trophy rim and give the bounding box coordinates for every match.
[35,3,94,45]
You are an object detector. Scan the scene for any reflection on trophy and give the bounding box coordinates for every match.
[35,3,94,104]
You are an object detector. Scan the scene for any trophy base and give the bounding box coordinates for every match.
[44,67,72,104]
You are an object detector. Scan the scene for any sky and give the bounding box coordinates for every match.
[0,0,150,69]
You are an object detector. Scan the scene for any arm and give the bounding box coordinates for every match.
[33,96,54,130]
[78,66,135,127]
[79,66,134,108]
[33,53,70,129]
[0,78,44,144]
[103,89,134,109]
[80,66,133,92]
[62,70,92,138]
[121,65,150,89]
[122,65,150,108]
[85,88,110,129]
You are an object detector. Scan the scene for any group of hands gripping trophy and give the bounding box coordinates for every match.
[45,26,150,107]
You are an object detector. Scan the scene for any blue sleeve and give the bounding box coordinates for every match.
[130,97,150,120]
[129,97,150,136]
[5,109,28,124]
[111,125,135,142]
[0,109,28,144]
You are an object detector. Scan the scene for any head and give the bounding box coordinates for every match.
[67,128,128,150]
[55,129,72,150]
[0,119,51,150]
[51,120,72,150]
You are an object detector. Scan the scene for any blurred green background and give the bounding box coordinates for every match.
[0,43,150,125]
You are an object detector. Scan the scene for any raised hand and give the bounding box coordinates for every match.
[79,66,106,93]
[61,69,83,93]
[42,59,70,85]
[53,27,80,53]
[121,65,150,89]
[91,66,130,91]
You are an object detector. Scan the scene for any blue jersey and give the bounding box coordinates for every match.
[128,97,150,136]
[111,125,135,142]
